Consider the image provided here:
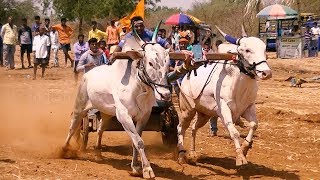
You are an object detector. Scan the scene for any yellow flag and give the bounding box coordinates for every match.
[119,0,145,29]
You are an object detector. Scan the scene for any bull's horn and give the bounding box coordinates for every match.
[152,20,163,43]
[241,24,248,37]
[215,25,227,37]
[215,25,238,45]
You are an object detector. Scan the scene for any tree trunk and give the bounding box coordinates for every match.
[79,17,83,35]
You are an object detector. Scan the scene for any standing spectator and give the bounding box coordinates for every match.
[169,37,189,97]
[310,22,320,56]
[50,27,59,67]
[304,26,312,57]
[88,21,107,41]
[32,26,50,79]
[119,26,127,40]
[18,18,33,69]
[1,16,18,70]
[169,25,180,51]
[99,40,110,59]
[76,38,108,73]
[31,15,41,36]
[44,18,51,62]
[214,39,223,52]
[52,18,74,67]
[106,20,120,49]
[0,23,3,66]
[73,34,89,82]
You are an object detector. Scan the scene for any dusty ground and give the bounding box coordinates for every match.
[0,50,320,180]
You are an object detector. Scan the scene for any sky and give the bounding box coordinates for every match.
[157,0,210,11]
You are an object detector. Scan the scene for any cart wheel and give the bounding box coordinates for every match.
[162,104,179,148]
[80,116,89,151]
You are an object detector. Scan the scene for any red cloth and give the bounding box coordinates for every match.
[101,48,110,59]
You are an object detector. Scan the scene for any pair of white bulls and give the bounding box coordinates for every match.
[62,26,272,179]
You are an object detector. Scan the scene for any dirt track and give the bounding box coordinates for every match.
[0,51,320,179]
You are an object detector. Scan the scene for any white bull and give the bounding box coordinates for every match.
[62,30,170,178]
[177,26,272,167]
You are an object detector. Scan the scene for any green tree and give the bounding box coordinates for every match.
[51,0,161,34]
[0,0,39,25]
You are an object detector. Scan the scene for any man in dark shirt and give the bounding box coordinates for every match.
[18,18,33,69]
[31,15,41,37]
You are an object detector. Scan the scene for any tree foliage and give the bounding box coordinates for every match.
[0,0,39,24]
[51,0,161,21]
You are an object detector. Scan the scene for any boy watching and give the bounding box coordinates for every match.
[32,26,50,80]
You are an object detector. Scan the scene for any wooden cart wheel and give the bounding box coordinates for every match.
[80,116,89,151]
[161,104,179,148]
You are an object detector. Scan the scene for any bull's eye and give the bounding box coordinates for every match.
[149,62,154,67]
[245,49,251,53]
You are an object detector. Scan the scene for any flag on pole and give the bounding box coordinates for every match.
[119,0,145,29]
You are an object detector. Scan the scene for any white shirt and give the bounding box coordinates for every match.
[311,26,320,40]
[50,31,59,49]
[32,34,50,58]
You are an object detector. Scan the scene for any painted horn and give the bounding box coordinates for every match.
[152,20,163,43]
[215,25,238,45]
[241,24,248,37]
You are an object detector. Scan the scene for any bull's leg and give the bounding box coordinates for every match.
[177,108,196,164]
[189,112,210,158]
[63,78,90,151]
[115,106,154,179]
[63,112,87,150]
[240,104,258,157]
[130,119,150,177]
[219,101,247,166]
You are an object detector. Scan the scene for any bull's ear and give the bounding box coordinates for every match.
[126,50,143,61]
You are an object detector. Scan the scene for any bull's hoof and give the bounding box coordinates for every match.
[142,166,155,179]
[236,149,248,166]
[241,140,253,157]
[189,150,197,159]
[60,147,78,159]
[187,150,198,165]
[129,166,142,177]
[178,150,187,164]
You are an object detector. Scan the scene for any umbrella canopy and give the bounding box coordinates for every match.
[257,4,298,19]
[187,14,202,24]
[165,13,202,25]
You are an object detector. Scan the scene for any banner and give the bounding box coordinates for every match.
[278,37,303,59]
[119,0,145,29]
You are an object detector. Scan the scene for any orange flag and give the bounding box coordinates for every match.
[119,0,145,29]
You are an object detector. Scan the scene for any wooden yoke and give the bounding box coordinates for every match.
[169,52,237,61]
[112,51,143,61]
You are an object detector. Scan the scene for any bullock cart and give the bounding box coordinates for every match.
[81,100,179,147]
[80,52,236,148]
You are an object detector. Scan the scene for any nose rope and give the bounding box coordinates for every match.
[137,58,170,100]
[236,51,268,79]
